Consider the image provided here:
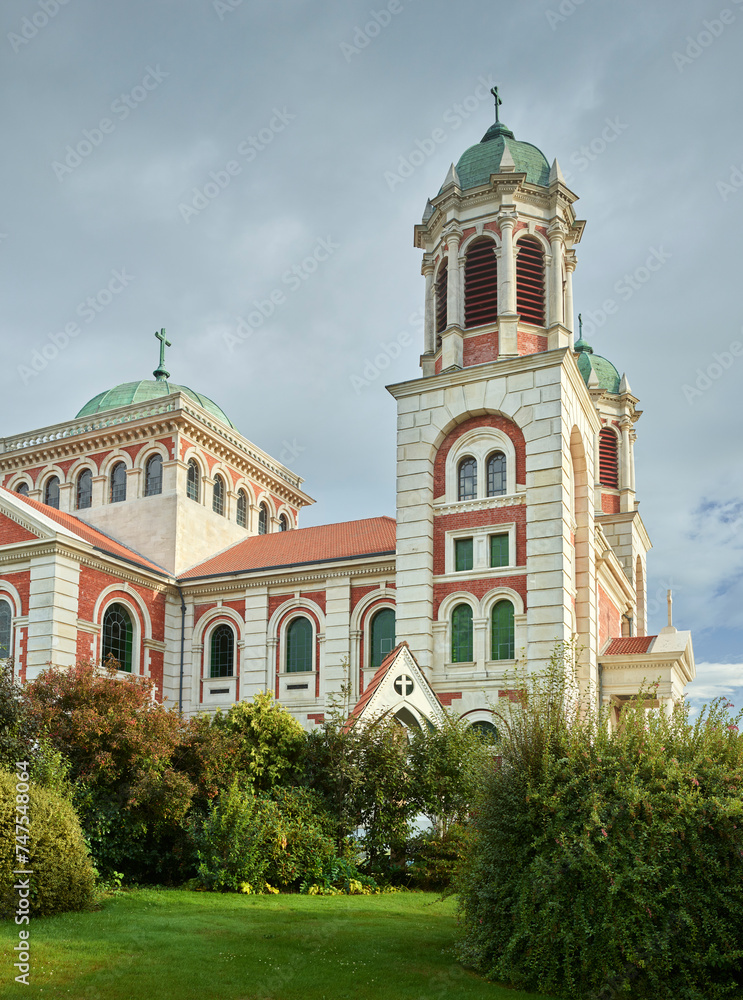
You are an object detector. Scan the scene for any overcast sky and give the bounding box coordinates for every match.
[1,0,741,712]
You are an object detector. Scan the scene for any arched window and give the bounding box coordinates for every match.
[435,259,448,339]
[186,460,200,502]
[279,514,289,532]
[145,455,163,497]
[451,604,473,663]
[370,608,395,669]
[212,475,225,516]
[236,489,248,528]
[210,624,235,678]
[464,238,498,328]
[486,451,507,497]
[101,602,133,672]
[491,600,515,661]
[258,503,268,535]
[44,476,60,509]
[470,720,498,742]
[516,237,545,326]
[457,457,477,501]
[286,616,313,673]
[76,469,93,510]
[110,462,127,503]
[599,428,619,489]
[14,483,29,497]
[0,599,12,659]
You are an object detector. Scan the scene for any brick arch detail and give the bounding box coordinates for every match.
[433,415,526,500]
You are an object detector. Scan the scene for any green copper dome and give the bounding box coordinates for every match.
[575,340,621,394]
[76,380,235,428]
[450,121,551,191]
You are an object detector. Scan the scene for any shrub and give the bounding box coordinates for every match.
[456,644,743,1000]
[0,769,96,917]
[406,824,469,891]
[190,780,338,893]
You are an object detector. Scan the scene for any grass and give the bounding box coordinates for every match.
[0,890,557,1000]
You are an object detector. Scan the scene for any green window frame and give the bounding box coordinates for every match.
[102,602,133,672]
[210,624,234,678]
[455,538,473,571]
[491,600,515,661]
[0,600,12,659]
[370,608,395,668]
[286,617,313,673]
[451,603,473,663]
[490,533,509,568]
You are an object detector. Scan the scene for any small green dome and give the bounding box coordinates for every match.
[450,121,551,191]
[575,345,621,394]
[76,380,235,428]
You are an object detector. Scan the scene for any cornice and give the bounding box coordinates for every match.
[433,493,526,515]
[181,559,396,598]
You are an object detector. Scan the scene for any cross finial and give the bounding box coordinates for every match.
[491,86,502,124]
[153,328,172,381]
[578,313,583,337]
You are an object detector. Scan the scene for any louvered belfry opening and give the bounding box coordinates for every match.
[516,237,546,326]
[599,428,619,488]
[464,238,498,328]
[435,259,448,341]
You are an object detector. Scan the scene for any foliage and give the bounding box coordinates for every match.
[0,769,96,917]
[406,823,469,891]
[24,661,194,879]
[209,691,307,792]
[190,779,338,893]
[300,855,380,895]
[456,642,743,1000]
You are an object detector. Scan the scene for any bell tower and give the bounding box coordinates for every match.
[388,92,653,715]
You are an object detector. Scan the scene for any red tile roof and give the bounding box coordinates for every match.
[181,516,396,579]
[603,635,656,656]
[0,488,169,576]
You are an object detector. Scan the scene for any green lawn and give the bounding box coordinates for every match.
[0,890,556,1000]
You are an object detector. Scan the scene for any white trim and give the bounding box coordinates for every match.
[201,614,240,680]
[444,521,516,576]
[97,594,144,676]
[446,425,517,501]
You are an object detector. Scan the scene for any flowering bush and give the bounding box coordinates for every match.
[456,645,743,1000]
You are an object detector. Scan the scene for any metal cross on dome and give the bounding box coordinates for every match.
[491,86,502,124]
[153,328,172,382]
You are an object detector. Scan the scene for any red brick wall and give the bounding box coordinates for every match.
[433,504,526,576]
[194,602,218,626]
[0,515,39,545]
[433,575,527,617]
[433,415,527,500]
[0,571,30,615]
[518,330,548,356]
[601,493,621,514]
[598,584,621,648]
[463,331,498,367]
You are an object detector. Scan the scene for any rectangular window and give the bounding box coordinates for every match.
[455,538,473,572]
[490,534,509,568]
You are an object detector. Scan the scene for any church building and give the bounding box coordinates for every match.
[0,96,694,731]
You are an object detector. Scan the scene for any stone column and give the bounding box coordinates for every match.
[620,417,634,512]
[548,224,565,329]
[497,213,518,355]
[422,255,435,355]
[445,232,462,329]
[564,252,576,336]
